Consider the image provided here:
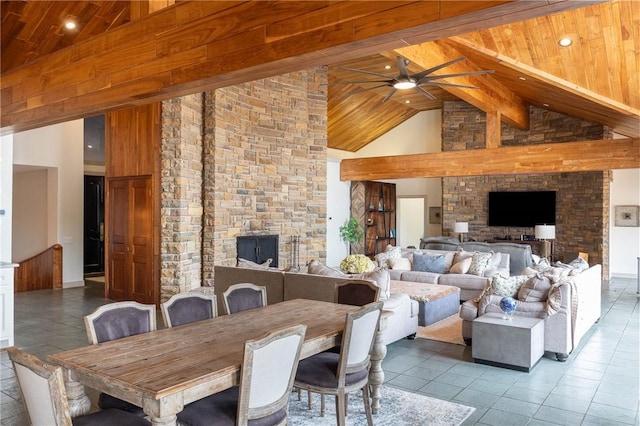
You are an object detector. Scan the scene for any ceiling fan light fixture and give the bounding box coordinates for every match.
[393,80,417,90]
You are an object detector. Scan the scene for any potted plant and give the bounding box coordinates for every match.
[339,216,363,253]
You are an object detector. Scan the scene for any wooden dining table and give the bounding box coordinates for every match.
[48,298,390,426]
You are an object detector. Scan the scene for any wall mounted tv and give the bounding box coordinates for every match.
[488,191,556,227]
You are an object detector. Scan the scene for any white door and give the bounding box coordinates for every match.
[326,160,350,267]
[397,197,425,248]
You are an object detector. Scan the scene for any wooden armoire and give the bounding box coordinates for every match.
[105,103,161,305]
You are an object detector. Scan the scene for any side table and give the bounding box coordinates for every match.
[472,313,544,372]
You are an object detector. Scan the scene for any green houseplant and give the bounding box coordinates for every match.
[339,216,364,252]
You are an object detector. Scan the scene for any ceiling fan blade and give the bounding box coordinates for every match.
[382,88,397,103]
[416,86,437,100]
[418,81,479,89]
[421,69,495,81]
[411,56,468,79]
[396,56,410,79]
[328,79,393,85]
[343,84,393,96]
[337,67,393,79]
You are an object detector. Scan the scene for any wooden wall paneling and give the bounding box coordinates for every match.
[13,244,62,292]
[340,138,640,181]
[107,178,129,301]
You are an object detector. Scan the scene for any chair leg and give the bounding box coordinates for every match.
[320,394,325,417]
[362,384,374,426]
[307,390,312,410]
[336,391,347,426]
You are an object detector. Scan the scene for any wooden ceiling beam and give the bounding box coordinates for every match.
[340,138,640,180]
[1,0,594,135]
[393,40,530,129]
[448,36,640,137]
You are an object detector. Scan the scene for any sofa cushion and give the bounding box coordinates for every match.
[481,274,532,299]
[237,257,273,269]
[468,251,494,276]
[307,260,343,277]
[437,273,489,291]
[449,257,472,274]
[388,257,412,271]
[399,270,441,285]
[518,274,552,302]
[412,253,447,273]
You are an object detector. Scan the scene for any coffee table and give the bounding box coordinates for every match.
[472,313,544,372]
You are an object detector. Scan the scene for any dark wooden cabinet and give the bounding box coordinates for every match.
[237,235,279,267]
[351,181,396,257]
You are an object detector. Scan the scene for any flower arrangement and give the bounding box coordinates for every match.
[340,254,375,274]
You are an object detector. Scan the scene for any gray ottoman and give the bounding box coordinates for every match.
[472,313,544,372]
[390,280,460,326]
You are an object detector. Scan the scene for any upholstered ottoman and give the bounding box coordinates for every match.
[390,280,460,326]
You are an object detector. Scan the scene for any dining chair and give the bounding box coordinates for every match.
[84,301,157,416]
[161,292,217,328]
[222,282,267,315]
[177,324,307,426]
[294,301,383,426]
[7,347,151,426]
[335,279,381,306]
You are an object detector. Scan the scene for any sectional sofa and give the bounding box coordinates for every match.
[212,265,419,345]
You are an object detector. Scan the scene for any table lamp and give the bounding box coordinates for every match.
[454,222,469,243]
[535,224,556,260]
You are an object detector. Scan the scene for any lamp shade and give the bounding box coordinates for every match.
[454,222,469,233]
[535,225,556,240]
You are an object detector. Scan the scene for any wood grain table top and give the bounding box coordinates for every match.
[48,299,360,404]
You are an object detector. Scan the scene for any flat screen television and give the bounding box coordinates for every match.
[488,191,556,227]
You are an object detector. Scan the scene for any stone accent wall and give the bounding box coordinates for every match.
[201,69,328,285]
[160,94,205,299]
[441,102,610,276]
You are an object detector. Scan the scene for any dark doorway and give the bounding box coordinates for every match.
[84,175,104,275]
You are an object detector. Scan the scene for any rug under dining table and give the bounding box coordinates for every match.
[288,385,475,426]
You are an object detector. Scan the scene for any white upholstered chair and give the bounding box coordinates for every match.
[161,292,217,328]
[294,301,383,426]
[7,347,150,426]
[84,301,156,415]
[177,324,307,426]
[222,283,267,315]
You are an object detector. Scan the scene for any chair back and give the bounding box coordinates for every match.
[8,347,71,426]
[338,302,383,378]
[237,324,306,424]
[84,301,157,344]
[222,283,267,315]
[335,279,380,306]
[161,293,217,327]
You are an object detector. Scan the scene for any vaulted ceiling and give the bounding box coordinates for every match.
[1,1,638,152]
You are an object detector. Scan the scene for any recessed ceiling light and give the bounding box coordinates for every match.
[518,76,526,81]
[542,103,549,107]
[405,100,411,104]
[87,145,93,149]
[558,37,573,47]
[384,65,392,70]
[64,20,77,30]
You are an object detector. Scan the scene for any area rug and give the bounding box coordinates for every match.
[416,313,466,346]
[288,386,475,425]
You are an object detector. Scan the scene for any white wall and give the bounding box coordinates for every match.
[609,168,640,277]
[13,120,85,287]
[327,110,443,247]
[12,168,49,260]
[326,159,351,266]
[0,135,15,347]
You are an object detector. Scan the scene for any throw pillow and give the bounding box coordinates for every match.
[489,252,503,269]
[518,274,552,302]
[468,251,494,276]
[449,257,472,274]
[453,248,473,265]
[307,260,344,277]
[352,268,391,300]
[421,250,455,272]
[374,245,401,267]
[481,274,532,299]
[237,257,272,269]
[388,257,412,271]
[412,253,447,274]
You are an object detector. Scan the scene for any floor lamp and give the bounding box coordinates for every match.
[454,222,469,243]
[535,224,556,261]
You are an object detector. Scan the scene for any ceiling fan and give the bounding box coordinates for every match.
[333,56,494,102]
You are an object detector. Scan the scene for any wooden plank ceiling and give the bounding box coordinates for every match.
[1,0,638,153]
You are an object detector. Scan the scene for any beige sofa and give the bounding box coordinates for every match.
[459,264,602,361]
[212,265,419,345]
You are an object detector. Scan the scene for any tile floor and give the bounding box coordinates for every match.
[1,277,638,425]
